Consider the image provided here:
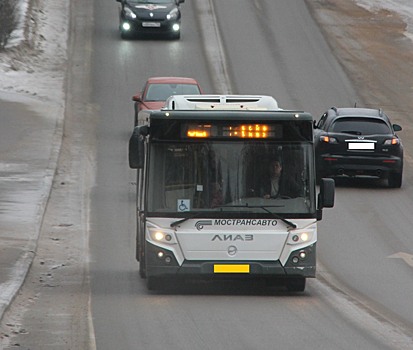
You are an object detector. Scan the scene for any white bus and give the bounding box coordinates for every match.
[129,95,334,291]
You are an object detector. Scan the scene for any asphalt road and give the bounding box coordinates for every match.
[1,0,413,349]
[89,0,413,349]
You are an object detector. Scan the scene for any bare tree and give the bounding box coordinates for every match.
[0,0,18,50]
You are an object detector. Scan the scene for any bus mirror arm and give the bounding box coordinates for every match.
[128,126,147,169]
[316,178,335,220]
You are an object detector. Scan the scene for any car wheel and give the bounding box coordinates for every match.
[388,172,402,188]
[286,278,306,292]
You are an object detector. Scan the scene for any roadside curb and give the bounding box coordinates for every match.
[0,91,64,321]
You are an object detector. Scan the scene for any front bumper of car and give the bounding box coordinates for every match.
[120,17,181,36]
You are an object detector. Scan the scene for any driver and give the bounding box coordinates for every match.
[260,159,301,199]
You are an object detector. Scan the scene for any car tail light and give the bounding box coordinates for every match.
[383,138,400,145]
[320,136,338,143]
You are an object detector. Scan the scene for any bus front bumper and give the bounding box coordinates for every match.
[145,242,316,279]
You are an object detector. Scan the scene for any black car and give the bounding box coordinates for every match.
[314,107,403,187]
[116,0,184,40]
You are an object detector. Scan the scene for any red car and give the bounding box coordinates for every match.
[133,76,203,126]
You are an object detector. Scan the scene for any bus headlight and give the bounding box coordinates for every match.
[154,231,164,241]
[300,232,309,242]
[290,231,313,244]
[149,228,175,244]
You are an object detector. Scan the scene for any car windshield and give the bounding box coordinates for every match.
[330,117,391,135]
[147,141,316,217]
[145,84,201,101]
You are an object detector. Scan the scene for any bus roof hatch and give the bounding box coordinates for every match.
[163,94,282,111]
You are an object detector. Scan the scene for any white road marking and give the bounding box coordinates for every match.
[387,252,413,268]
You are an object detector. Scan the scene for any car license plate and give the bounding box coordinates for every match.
[214,264,250,273]
[142,22,161,27]
[348,142,374,150]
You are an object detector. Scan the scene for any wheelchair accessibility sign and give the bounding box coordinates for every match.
[177,199,190,212]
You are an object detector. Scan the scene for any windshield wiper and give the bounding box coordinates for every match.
[257,206,297,229]
[170,213,202,228]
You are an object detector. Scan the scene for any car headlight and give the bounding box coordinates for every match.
[124,7,137,19]
[166,8,179,20]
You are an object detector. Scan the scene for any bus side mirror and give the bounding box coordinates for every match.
[317,178,335,220]
[129,126,146,169]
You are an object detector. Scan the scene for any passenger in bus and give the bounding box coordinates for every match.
[260,159,301,199]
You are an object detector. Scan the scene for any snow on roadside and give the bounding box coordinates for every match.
[1,0,412,104]
[0,0,69,104]
[356,0,413,42]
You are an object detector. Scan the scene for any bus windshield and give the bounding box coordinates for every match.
[147,141,316,216]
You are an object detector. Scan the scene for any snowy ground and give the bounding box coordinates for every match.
[0,0,412,102]
[0,0,69,103]
[356,0,413,42]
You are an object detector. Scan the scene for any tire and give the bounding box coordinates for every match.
[137,224,146,278]
[146,276,163,290]
[388,172,402,188]
[286,278,306,292]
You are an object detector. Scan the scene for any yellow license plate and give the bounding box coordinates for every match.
[214,264,250,273]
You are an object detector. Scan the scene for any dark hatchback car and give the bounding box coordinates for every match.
[314,107,403,188]
[116,0,184,40]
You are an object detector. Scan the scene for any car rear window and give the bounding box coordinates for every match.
[330,118,391,135]
[146,84,200,101]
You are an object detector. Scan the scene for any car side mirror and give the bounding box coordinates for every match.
[177,0,185,4]
[313,120,317,129]
[132,93,142,102]
[393,124,402,132]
